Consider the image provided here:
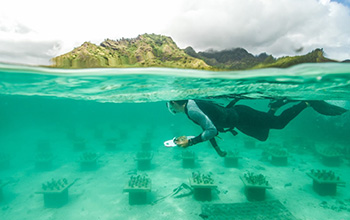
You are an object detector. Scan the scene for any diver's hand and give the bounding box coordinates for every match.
[174,136,189,148]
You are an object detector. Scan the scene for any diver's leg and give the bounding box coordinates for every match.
[234,105,271,141]
[270,101,308,129]
[225,95,250,108]
[236,125,270,141]
[267,99,297,114]
[226,99,239,108]
[234,102,306,140]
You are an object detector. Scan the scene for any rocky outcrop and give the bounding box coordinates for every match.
[51,34,211,69]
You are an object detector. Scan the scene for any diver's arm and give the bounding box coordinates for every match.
[186,100,218,146]
[176,134,227,157]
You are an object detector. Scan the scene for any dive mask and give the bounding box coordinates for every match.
[166,101,178,115]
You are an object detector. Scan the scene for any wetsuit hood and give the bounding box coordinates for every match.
[166,101,187,115]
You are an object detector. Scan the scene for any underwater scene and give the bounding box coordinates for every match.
[1,63,350,220]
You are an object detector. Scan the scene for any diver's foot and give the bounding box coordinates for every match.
[308,100,348,116]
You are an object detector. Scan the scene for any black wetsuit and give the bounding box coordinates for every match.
[185,99,307,147]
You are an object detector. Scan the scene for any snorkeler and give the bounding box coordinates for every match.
[166,99,348,157]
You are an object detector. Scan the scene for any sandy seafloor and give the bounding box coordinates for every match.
[1,101,350,220]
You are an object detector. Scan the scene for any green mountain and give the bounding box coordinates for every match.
[252,48,336,69]
[50,34,337,70]
[184,47,271,70]
[51,34,210,69]
[185,47,336,70]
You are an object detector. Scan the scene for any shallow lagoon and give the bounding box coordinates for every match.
[1,63,350,219]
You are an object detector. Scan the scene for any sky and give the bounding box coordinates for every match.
[0,0,349,65]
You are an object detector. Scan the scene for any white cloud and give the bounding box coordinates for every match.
[0,0,349,65]
[0,16,62,65]
[168,0,350,60]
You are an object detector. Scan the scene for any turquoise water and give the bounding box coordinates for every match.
[0,63,350,219]
[1,63,350,102]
